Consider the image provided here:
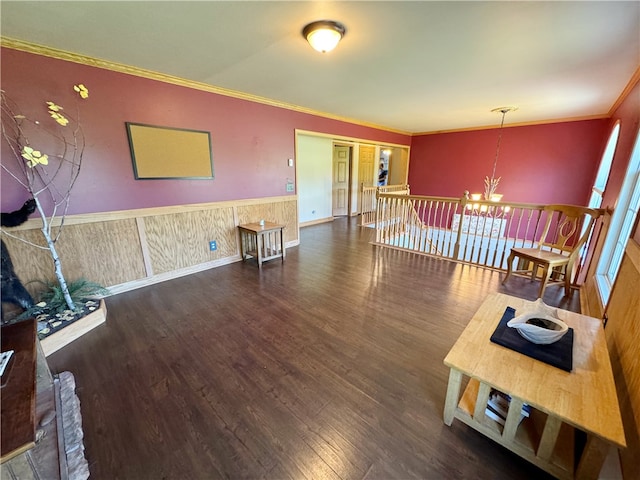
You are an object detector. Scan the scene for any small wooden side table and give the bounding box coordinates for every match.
[238,222,285,269]
[443,293,626,480]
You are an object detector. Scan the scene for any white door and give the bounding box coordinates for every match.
[358,145,376,187]
[332,145,350,216]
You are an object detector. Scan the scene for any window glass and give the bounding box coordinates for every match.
[596,127,640,305]
[580,122,622,266]
[589,122,620,209]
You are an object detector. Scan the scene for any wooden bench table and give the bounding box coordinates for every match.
[1,319,37,463]
[2,320,71,479]
[238,222,285,269]
[443,293,625,480]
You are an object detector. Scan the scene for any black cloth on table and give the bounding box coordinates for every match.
[490,306,573,372]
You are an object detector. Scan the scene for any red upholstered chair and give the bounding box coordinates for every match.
[502,204,601,298]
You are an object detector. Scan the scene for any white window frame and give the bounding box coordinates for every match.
[596,126,640,306]
[588,122,620,210]
[579,122,621,265]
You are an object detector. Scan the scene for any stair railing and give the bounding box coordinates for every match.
[359,183,409,227]
[374,192,556,271]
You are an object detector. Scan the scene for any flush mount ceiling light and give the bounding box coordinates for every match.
[302,20,346,53]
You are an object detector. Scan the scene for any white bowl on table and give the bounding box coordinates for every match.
[507,313,569,345]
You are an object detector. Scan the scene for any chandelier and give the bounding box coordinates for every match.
[475,106,517,202]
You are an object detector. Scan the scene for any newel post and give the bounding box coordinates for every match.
[453,191,470,259]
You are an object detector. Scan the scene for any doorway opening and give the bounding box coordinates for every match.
[380,145,409,186]
[294,129,411,226]
[379,148,391,186]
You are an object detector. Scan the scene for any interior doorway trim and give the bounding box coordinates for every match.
[295,129,410,150]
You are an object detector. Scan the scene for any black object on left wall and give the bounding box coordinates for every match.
[1,199,36,320]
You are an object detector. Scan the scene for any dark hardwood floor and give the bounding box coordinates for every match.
[47,217,580,479]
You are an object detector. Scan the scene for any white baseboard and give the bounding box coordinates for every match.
[300,217,334,227]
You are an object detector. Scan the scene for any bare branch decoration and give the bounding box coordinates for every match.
[1,84,90,311]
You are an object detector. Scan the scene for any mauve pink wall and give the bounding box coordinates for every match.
[408,120,609,205]
[1,48,409,214]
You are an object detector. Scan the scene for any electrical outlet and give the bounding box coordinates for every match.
[209,240,217,251]
[286,182,294,192]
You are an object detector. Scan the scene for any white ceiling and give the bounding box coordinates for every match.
[2,1,639,134]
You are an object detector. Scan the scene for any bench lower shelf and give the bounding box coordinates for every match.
[456,377,574,479]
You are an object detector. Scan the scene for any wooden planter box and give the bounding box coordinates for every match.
[41,300,107,357]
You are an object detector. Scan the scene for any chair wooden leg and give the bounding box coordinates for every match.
[530,262,538,281]
[564,263,573,296]
[502,252,515,284]
[538,265,552,298]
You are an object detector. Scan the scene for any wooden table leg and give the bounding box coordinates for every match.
[443,369,462,426]
[239,231,246,261]
[280,227,285,263]
[257,232,263,269]
[575,435,611,480]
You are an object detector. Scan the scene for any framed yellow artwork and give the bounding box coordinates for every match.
[125,122,213,179]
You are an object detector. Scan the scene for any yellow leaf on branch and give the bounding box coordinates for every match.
[21,146,49,167]
[73,84,89,99]
[46,101,63,112]
[49,111,69,126]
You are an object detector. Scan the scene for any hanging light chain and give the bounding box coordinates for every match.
[490,109,508,182]
[483,106,517,200]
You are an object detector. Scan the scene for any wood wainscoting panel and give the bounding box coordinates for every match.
[2,219,146,294]
[2,196,299,296]
[57,220,148,287]
[605,239,640,480]
[2,229,60,293]
[143,207,237,275]
[236,199,298,244]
